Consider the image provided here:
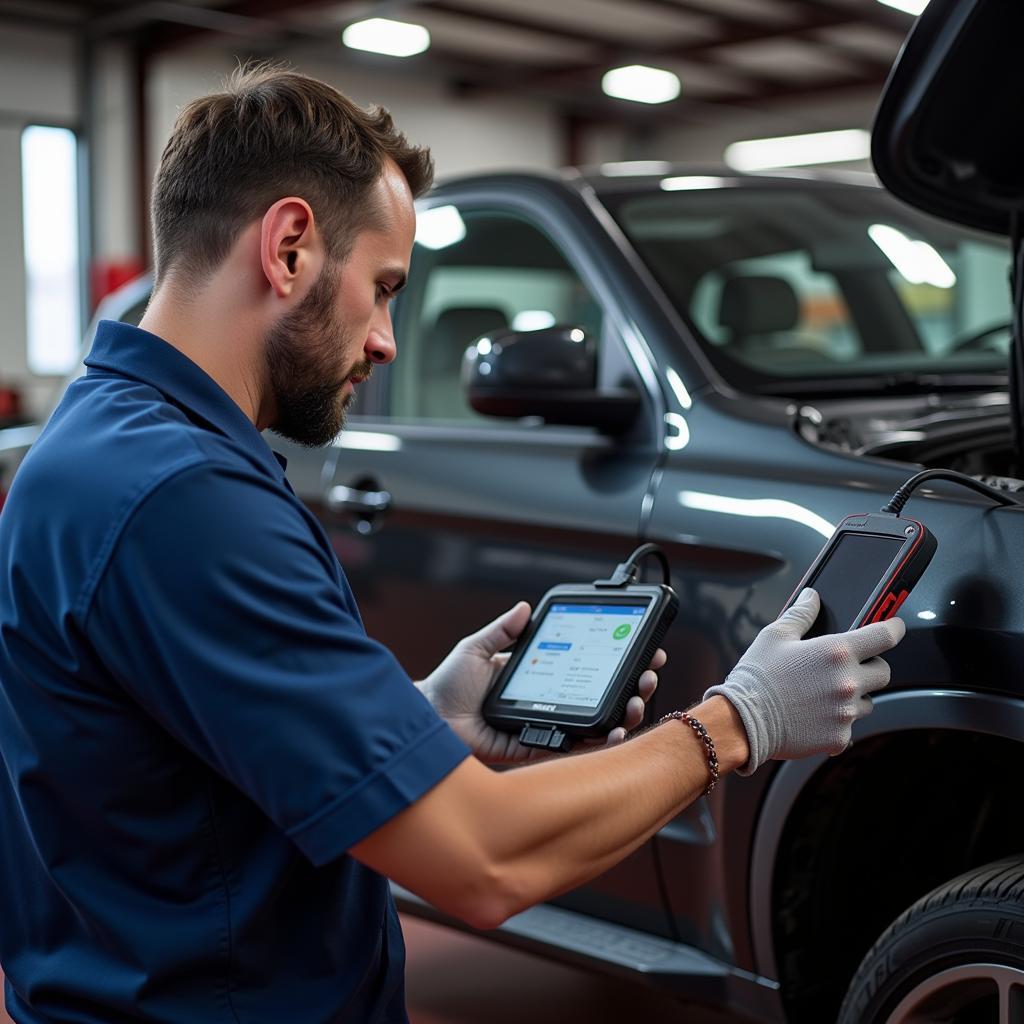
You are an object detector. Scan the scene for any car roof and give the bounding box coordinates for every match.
[570,165,879,195]
[428,165,881,202]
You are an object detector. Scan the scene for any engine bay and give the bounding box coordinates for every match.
[795,390,1024,486]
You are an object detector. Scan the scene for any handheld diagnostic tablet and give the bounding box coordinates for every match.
[483,581,678,752]
[784,511,937,636]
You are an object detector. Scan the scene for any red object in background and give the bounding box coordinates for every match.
[91,259,146,310]
[0,387,21,422]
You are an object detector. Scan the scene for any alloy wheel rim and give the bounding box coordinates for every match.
[886,962,1024,1024]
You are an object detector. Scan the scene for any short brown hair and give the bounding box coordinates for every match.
[151,64,434,285]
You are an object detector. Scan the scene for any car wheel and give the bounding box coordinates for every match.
[838,857,1024,1024]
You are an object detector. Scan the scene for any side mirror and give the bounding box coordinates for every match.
[462,326,641,433]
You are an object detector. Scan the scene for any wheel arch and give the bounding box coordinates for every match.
[748,688,1024,1020]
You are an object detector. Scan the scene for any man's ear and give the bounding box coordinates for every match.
[259,197,320,299]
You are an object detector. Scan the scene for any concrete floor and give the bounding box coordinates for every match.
[0,917,741,1023]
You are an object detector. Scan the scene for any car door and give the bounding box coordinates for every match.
[319,184,672,935]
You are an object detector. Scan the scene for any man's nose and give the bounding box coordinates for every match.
[365,311,397,365]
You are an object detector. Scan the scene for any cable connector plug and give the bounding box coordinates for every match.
[592,542,671,588]
[593,560,640,588]
[881,468,1021,516]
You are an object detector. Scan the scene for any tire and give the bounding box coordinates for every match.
[838,856,1024,1024]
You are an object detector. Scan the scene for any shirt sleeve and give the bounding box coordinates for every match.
[85,461,470,865]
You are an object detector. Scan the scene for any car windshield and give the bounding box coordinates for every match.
[604,182,1011,393]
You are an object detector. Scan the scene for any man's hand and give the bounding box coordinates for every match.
[418,602,664,764]
[703,588,906,774]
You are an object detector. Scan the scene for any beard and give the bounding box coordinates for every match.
[264,266,373,448]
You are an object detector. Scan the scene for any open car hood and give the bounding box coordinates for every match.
[873,0,1024,236]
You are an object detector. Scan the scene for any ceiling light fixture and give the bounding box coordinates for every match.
[602,65,681,105]
[724,129,871,171]
[342,17,430,58]
[876,0,929,14]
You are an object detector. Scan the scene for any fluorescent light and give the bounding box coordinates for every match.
[602,65,680,105]
[415,205,465,250]
[511,310,556,332]
[725,129,870,171]
[342,17,430,58]
[601,160,673,176]
[868,224,956,288]
[877,0,929,14]
[660,175,728,192]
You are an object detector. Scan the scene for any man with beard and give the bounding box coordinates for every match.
[0,66,904,1024]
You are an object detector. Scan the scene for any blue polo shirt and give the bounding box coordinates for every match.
[0,320,470,1024]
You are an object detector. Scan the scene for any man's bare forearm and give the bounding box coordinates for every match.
[476,696,748,914]
[358,595,907,928]
[352,696,748,929]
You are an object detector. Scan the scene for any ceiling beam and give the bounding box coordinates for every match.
[124,0,339,56]
[782,0,916,33]
[641,0,912,34]
[414,0,894,104]
[77,0,901,145]
[415,0,882,62]
[449,62,889,134]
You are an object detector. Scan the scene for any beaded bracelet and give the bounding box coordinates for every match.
[659,710,719,796]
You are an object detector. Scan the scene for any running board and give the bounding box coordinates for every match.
[392,885,782,1022]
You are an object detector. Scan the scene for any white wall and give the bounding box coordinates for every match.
[0,24,80,419]
[146,45,565,193]
[92,41,138,265]
[643,88,881,172]
[0,25,78,124]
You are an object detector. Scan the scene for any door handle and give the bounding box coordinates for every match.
[326,484,392,516]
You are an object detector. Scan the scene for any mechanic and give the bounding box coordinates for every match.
[0,66,904,1024]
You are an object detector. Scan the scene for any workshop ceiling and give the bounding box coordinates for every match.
[0,0,918,130]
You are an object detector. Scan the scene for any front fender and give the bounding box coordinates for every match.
[748,688,1024,979]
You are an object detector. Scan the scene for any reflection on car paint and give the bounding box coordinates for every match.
[677,491,835,539]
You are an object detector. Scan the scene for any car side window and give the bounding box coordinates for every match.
[390,206,604,422]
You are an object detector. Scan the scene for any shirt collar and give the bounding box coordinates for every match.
[85,320,289,483]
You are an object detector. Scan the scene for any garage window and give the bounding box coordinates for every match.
[22,125,82,376]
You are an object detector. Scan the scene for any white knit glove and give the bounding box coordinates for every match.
[703,588,905,775]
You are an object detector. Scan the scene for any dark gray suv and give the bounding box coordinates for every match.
[27,66,1024,1019]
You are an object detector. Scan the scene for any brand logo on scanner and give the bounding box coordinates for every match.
[531,703,557,711]
[613,623,633,640]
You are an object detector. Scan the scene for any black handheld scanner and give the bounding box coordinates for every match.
[783,511,937,636]
[482,581,678,752]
